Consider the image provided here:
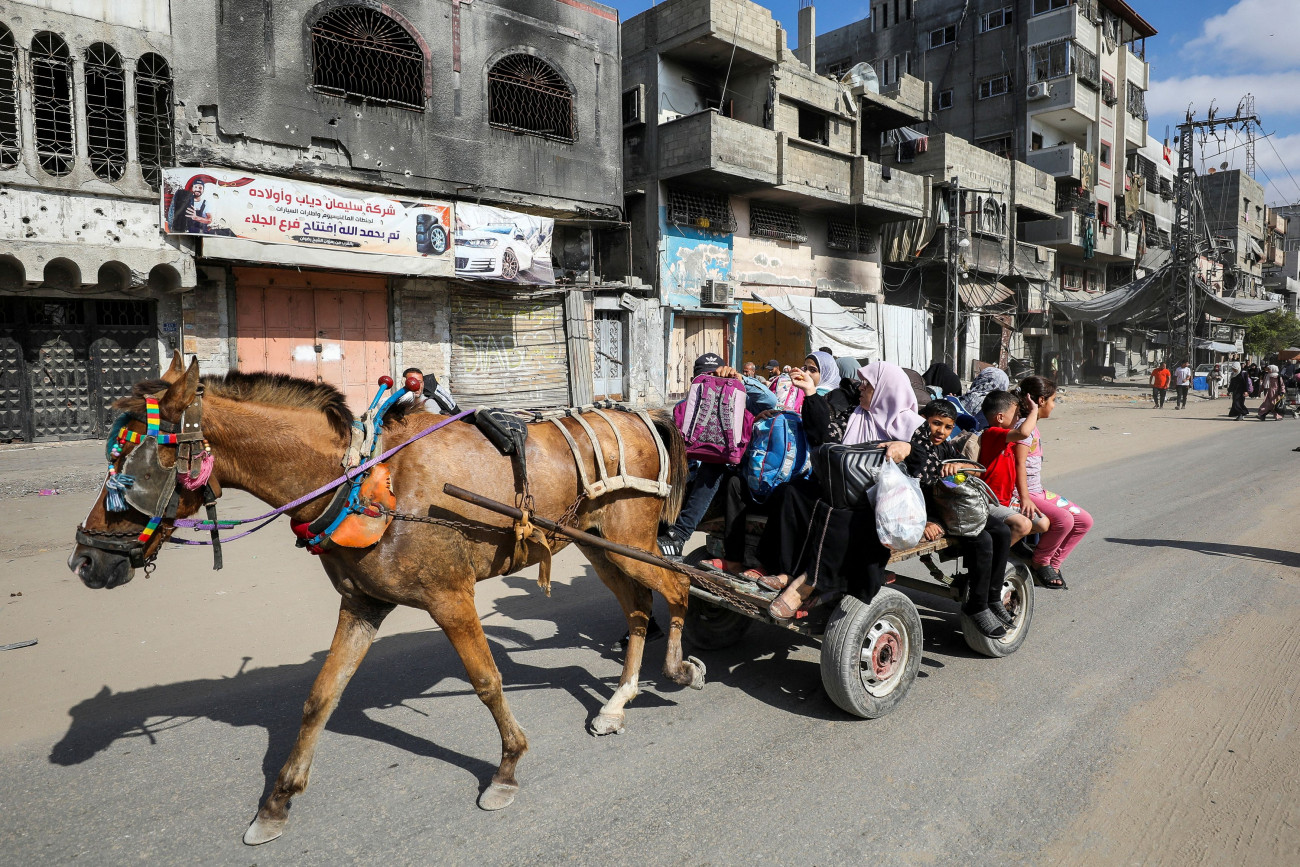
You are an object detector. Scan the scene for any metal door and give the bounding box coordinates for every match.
[26,299,96,440]
[90,300,157,431]
[449,292,571,408]
[592,310,624,400]
[0,299,25,441]
[668,315,726,399]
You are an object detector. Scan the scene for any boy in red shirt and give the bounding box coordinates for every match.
[978,390,1050,548]
[1149,362,1170,408]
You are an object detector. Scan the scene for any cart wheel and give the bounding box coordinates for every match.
[960,561,1034,658]
[684,598,753,650]
[820,588,923,719]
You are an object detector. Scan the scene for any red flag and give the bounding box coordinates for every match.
[1163,143,1172,164]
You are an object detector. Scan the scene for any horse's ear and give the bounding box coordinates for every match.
[162,357,200,417]
[163,349,185,381]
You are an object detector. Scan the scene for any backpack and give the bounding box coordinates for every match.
[770,373,805,412]
[743,411,811,501]
[673,374,754,465]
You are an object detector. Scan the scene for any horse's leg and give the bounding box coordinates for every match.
[424,588,529,811]
[581,549,653,735]
[244,593,393,846]
[609,552,706,691]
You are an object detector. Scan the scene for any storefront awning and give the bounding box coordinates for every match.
[1049,264,1280,325]
[752,292,879,358]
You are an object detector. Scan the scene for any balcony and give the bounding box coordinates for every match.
[1027,144,1095,185]
[654,111,925,220]
[1024,209,1086,250]
[1026,75,1098,132]
[640,0,780,67]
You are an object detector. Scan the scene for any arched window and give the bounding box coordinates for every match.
[309,6,424,110]
[488,54,575,143]
[0,25,18,168]
[31,32,74,176]
[135,53,174,189]
[85,43,127,181]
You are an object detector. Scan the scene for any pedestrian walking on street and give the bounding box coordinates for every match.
[1149,362,1170,408]
[1227,363,1251,419]
[1207,363,1220,400]
[1172,360,1193,410]
[1257,365,1284,421]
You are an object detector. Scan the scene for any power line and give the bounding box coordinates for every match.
[1262,131,1300,202]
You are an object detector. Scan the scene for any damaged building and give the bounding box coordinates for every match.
[0,0,191,441]
[622,0,936,395]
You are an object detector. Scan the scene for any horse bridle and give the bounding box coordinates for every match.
[76,386,224,571]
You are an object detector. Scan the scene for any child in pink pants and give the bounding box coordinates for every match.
[1012,376,1092,589]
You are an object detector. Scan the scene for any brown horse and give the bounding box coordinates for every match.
[68,353,701,845]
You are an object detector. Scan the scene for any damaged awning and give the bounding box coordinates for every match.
[1200,291,1278,319]
[753,292,879,358]
[1049,265,1280,325]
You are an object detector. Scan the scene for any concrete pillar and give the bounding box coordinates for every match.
[796,5,815,71]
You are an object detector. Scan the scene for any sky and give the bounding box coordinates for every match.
[607,0,1300,206]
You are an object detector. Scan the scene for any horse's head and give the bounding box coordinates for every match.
[69,351,216,588]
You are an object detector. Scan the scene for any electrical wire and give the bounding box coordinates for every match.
[1262,130,1300,201]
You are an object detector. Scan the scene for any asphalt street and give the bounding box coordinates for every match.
[1,401,1297,865]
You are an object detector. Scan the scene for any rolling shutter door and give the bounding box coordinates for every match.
[450,292,571,408]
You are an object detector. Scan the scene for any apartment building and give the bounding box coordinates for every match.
[818,0,1157,374]
[1198,169,1269,298]
[1264,203,1299,314]
[622,0,934,395]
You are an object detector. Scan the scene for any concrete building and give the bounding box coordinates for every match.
[1197,169,1268,300]
[818,0,1158,375]
[168,0,651,410]
[0,0,192,441]
[1262,204,1297,314]
[622,0,934,395]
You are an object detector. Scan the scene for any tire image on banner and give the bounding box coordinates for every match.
[449,293,570,409]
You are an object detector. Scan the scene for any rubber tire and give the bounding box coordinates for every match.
[820,587,923,720]
[684,598,754,650]
[500,249,519,280]
[960,561,1035,658]
[430,225,448,254]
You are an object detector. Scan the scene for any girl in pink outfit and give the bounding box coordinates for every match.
[1014,376,1092,590]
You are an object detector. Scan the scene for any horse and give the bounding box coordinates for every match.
[68,352,701,845]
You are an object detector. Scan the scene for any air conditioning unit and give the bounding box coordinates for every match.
[1026,83,1050,101]
[700,279,734,307]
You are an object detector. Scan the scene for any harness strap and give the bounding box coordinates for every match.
[634,409,673,497]
[590,408,628,478]
[569,411,612,496]
[548,417,596,497]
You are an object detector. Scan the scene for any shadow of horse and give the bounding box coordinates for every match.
[1106,537,1300,569]
[48,569,689,802]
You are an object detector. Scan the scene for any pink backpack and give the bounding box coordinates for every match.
[673,374,754,465]
[770,373,805,412]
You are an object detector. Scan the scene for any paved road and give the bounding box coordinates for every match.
[1,406,1297,864]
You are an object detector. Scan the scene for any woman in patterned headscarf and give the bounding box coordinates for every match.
[757,361,920,622]
[959,366,1010,429]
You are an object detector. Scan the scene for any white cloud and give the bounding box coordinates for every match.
[1148,72,1300,122]
[1184,0,1300,73]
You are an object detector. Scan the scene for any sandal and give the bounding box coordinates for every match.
[702,557,746,575]
[1032,563,1066,589]
[768,580,813,623]
[750,571,788,593]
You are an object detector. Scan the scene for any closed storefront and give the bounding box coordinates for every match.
[739,300,808,372]
[668,314,728,399]
[0,298,157,442]
[449,290,571,408]
[234,268,390,411]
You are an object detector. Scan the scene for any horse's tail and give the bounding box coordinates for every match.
[648,408,687,525]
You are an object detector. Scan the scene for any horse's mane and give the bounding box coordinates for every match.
[114,371,355,440]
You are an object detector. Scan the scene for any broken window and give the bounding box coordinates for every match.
[929,25,956,49]
[978,135,1013,159]
[488,54,575,142]
[975,196,1006,235]
[1029,40,1070,82]
[310,6,425,110]
[666,187,736,233]
[981,7,1012,32]
[1101,76,1117,106]
[934,89,953,111]
[1074,45,1099,89]
[135,53,174,190]
[0,25,18,168]
[31,31,74,176]
[749,203,806,243]
[796,106,828,145]
[827,219,877,254]
[85,43,127,181]
[1126,82,1147,121]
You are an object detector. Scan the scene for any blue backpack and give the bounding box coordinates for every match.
[743,411,811,502]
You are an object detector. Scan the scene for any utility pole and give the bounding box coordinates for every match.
[947,176,961,372]
[1170,105,1258,364]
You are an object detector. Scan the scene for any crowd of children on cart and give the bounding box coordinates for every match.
[659,352,1093,641]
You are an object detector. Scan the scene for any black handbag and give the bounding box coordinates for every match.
[811,443,887,509]
[928,461,996,537]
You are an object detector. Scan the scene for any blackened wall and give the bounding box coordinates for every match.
[172,0,622,215]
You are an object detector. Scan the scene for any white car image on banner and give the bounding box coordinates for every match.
[454,204,555,285]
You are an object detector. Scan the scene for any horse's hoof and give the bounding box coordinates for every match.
[589,711,626,736]
[243,815,286,846]
[687,655,707,690]
[478,781,519,811]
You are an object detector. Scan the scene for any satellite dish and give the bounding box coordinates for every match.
[1220,161,1229,171]
[844,62,880,94]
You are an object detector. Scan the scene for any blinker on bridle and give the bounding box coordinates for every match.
[77,387,224,571]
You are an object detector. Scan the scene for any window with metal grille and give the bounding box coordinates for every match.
[0,25,18,168]
[975,195,1006,235]
[96,300,151,327]
[978,75,1010,100]
[488,54,575,142]
[310,6,425,110]
[1126,81,1147,120]
[84,43,127,181]
[749,203,806,243]
[1074,45,1099,90]
[666,188,736,233]
[31,32,74,176]
[135,54,174,189]
[826,219,877,254]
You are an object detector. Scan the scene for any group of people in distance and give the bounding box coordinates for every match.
[1149,359,1296,421]
[659,353,1092,640]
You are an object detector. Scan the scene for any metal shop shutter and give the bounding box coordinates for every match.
[450,292,571,409]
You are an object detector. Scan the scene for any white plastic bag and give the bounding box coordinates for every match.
[867,458,927,550]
